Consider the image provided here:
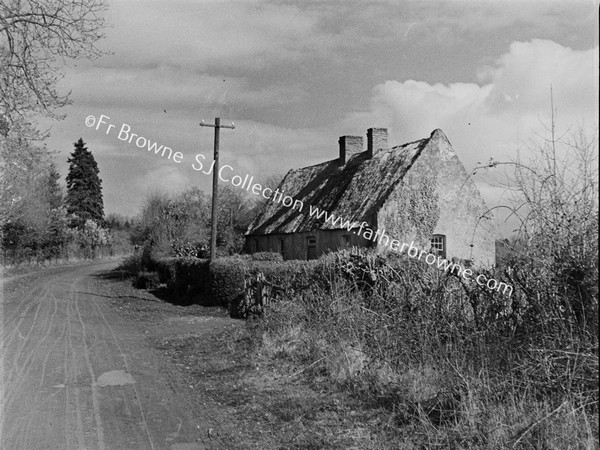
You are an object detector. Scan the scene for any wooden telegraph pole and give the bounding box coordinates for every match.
[199,118,235,260]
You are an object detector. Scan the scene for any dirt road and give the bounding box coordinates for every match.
[1,261,217,450]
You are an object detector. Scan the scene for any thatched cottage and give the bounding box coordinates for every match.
[245,128,496,266]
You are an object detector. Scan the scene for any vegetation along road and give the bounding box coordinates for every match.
[1,261,233,450]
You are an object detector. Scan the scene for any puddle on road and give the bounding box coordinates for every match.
[96,370,135,387]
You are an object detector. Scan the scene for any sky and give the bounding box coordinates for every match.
[42,0,599,235]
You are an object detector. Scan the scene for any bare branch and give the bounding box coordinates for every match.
[0,0,108,121]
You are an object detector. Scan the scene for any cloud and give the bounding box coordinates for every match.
[43,0,596,225]
[340,39,598,234]
[345,80,493,143]
[99,1,597,73]
[199,120,333,177]
[63,66,306,111]
[482,39,598,118]
[102,1,327,71]
[136,163,190,194]
[346,39,598,168]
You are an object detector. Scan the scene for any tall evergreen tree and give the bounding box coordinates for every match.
[46,163,64,210]
[65,138,104,228]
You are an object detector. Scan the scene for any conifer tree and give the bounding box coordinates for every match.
[46,163,64,210]
[65,138,104,228]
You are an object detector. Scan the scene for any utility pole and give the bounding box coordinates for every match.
[199,117,235,260]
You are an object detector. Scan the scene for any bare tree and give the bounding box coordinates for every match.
[474,111,598,336]
[0,0,108,123]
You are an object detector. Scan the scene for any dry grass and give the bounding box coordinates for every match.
[244,253,599,449]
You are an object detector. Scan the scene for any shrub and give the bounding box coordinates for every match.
[209,256,248,314]
[246,259,321,292]
[227,258,323,318]
[154,256,210,304]
[153,256,176,284]
[250,251,283,262]
[133,271,160,289]
[174,257,210,302]
[171,238,209,258]
[118,253,143,277]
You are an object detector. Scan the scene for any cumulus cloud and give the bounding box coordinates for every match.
[482,39,598,118]
[347,39,598,169]
[340,39,597,233]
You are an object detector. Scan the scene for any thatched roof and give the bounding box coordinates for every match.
[247,129,448,236]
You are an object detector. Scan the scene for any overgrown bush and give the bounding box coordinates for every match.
[247,259,320,292]
[119,252,143,276]
[250,251,283,262]
[209,257,248,313]
[231,258,322,318]
[174,257,210,302]
[151,256,174,285]
[171,238,209,258]
[133,270,160,289]
[152,256,211,303]
[247,247,598,448]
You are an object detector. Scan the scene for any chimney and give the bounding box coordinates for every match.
[367,128,388,157]
[338,135,363,165]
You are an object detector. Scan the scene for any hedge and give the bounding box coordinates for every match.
[246,259,321,293]
[149,255,326,316]
[140,250,397,316]
[154,256,211,304]
[230,259,323,318]
[250,251,283,262]
[209,256,248,312]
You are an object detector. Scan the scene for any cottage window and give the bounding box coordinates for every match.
[307,236,317,260]
[279,239,285,258]
[342,234,351,246]
[253,238,259,252]
[431,234,446,259]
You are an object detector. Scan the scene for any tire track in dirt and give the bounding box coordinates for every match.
[72,278,106,450]
[1,266,95,448]
[3,293,70,450]
[83,274,156,450]
[2,288,56,430]
[2,261,212,450]
[1,272,75,448]
[3,289,57,400]
[65,287,87,450]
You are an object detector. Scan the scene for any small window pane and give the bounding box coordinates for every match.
[431,234,446,259]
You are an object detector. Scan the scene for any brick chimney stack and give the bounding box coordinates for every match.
[338,135,363,165]
[367,128,388,157]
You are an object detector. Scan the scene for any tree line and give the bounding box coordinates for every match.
[130,174,282,260]
[1,135,113,263]
[1,0,110,264]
